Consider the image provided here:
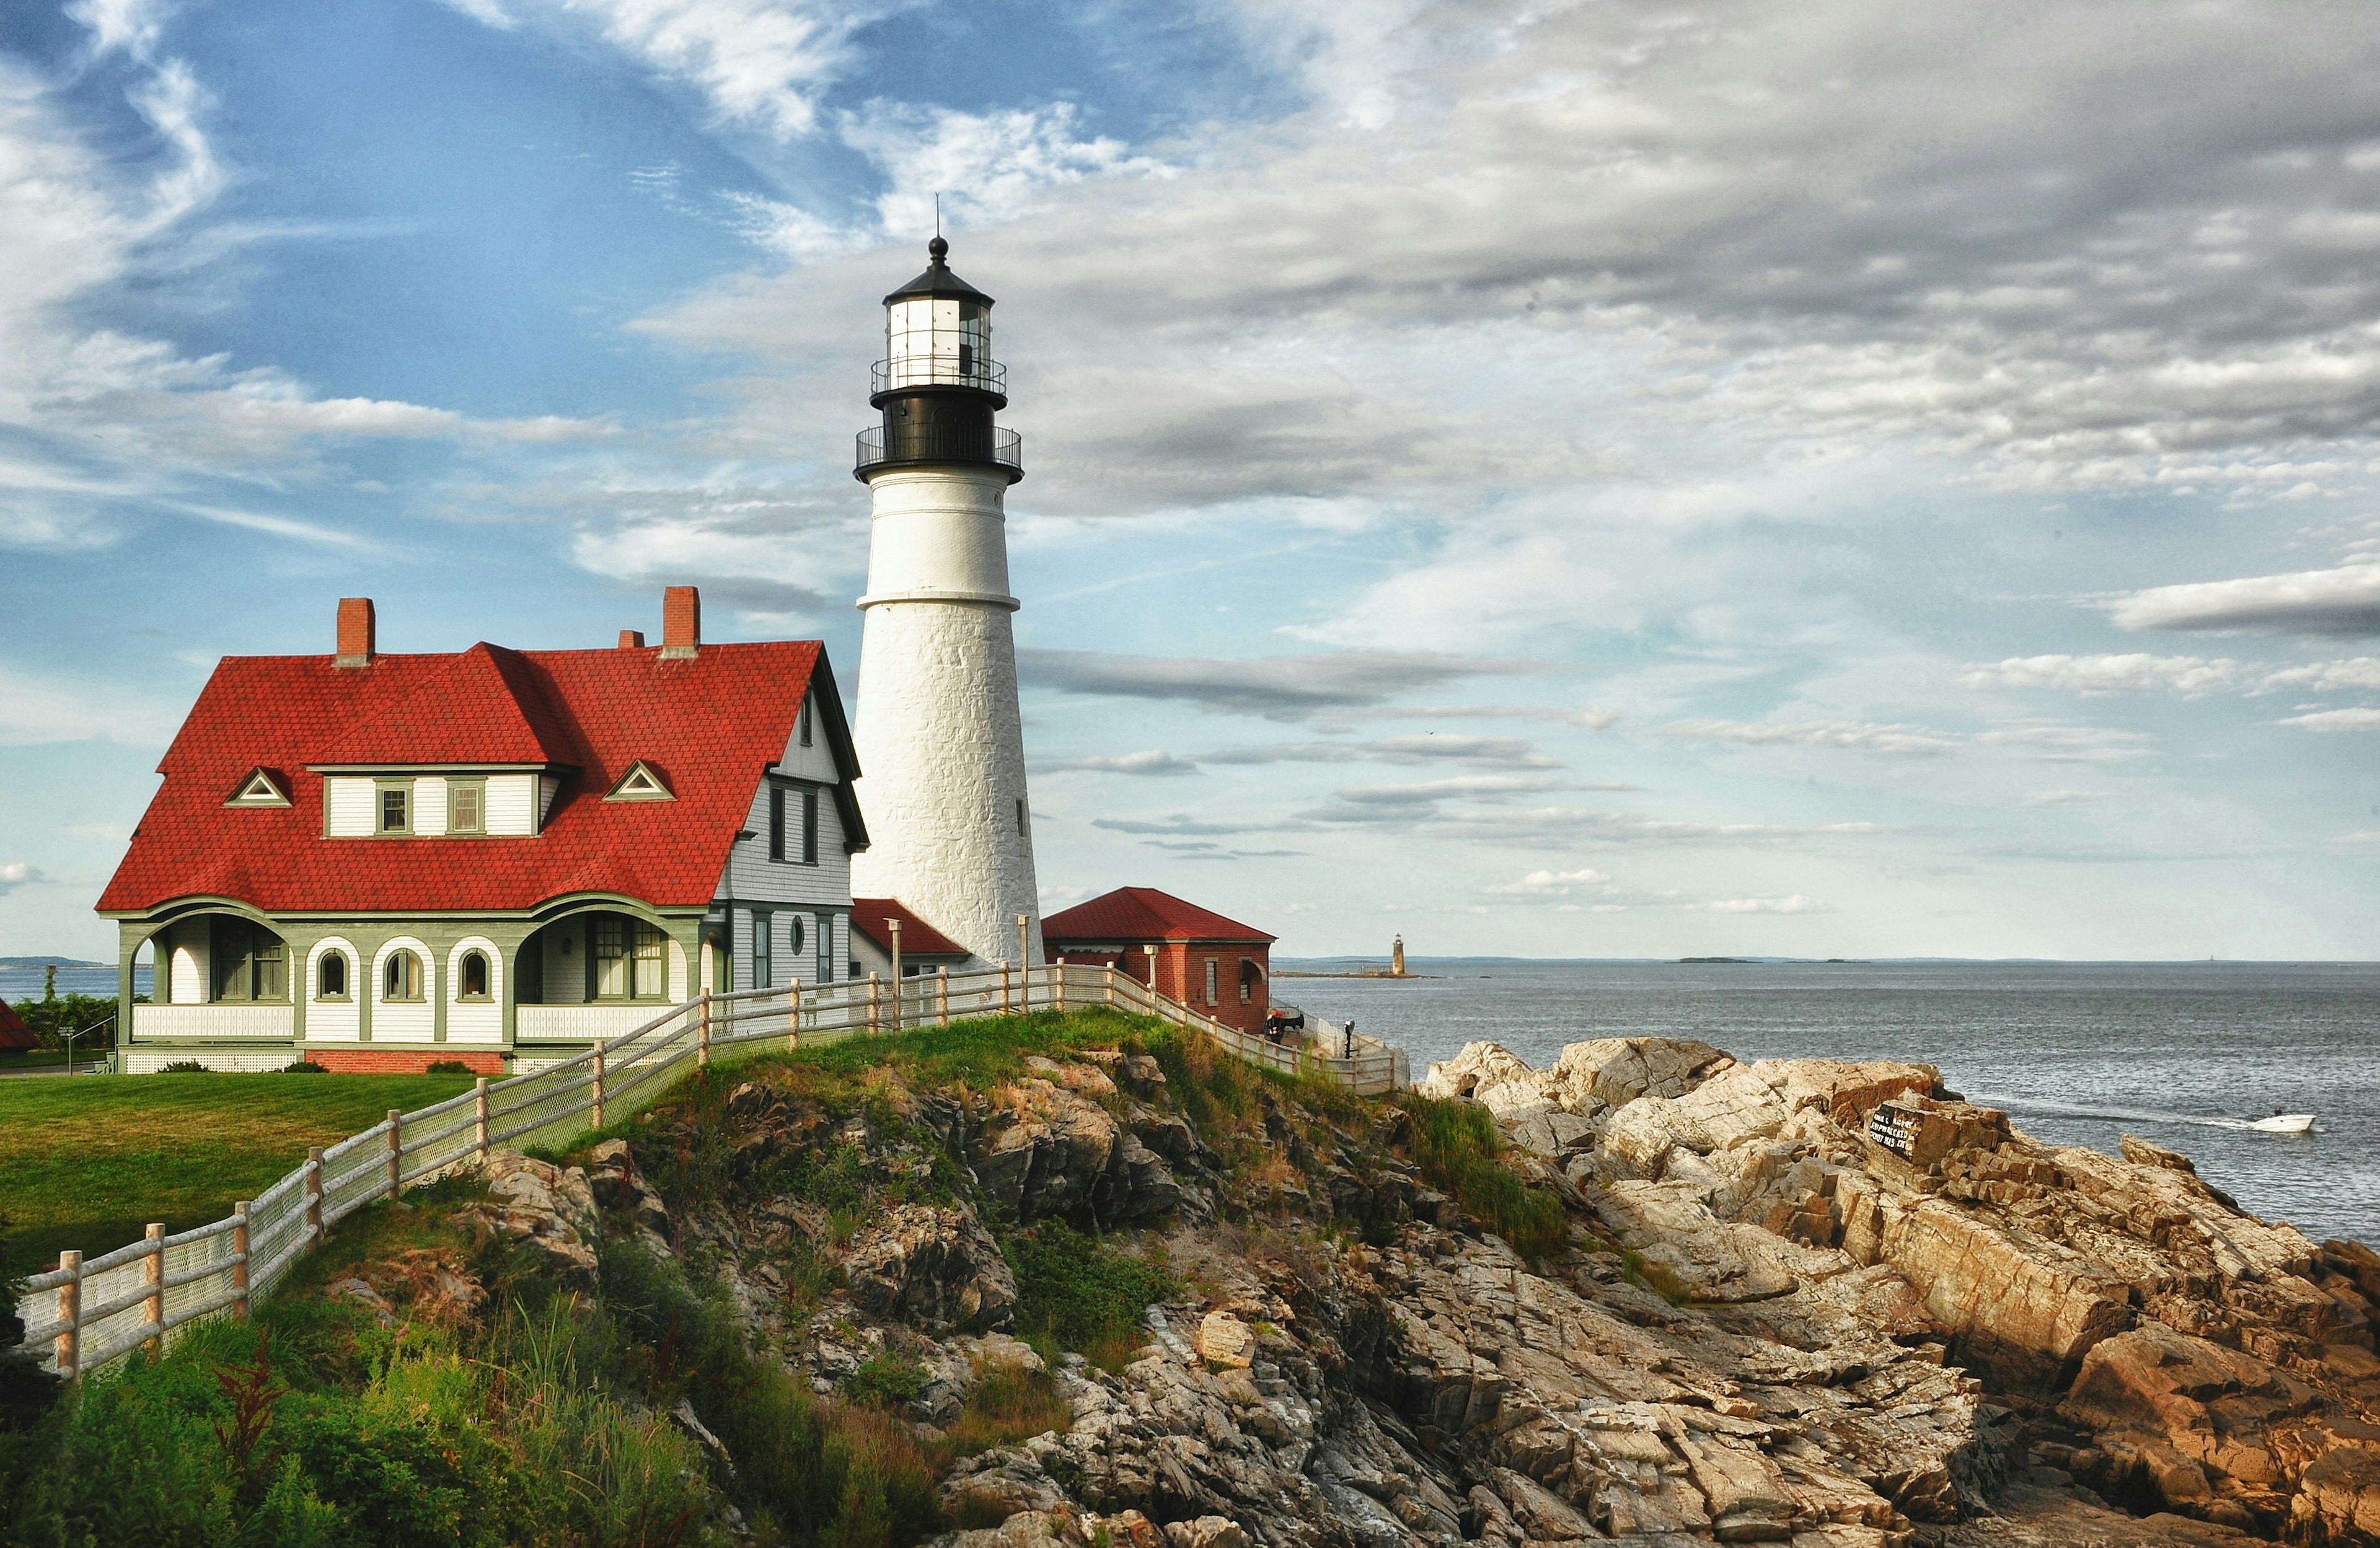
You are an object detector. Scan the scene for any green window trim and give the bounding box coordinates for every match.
[447,778,487,835]
[457,948,493,1001]
[376,779,415,836]
[590,915,671,1001]
[382,949,426,1002]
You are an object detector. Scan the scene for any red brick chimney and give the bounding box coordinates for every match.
[619,630,646,649]
[335,597,375,669]
[661,586,700,660]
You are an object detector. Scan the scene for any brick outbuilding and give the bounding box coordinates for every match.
[1042,887,1276,1035]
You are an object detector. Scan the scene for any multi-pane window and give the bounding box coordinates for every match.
[802,789,819,864]
[1204,958,1218,1006]
[379,783,410,833]
[383,949,425,1001]
[449,780,485,834]
[212,920,286,1002]
[769,787,787,861]
[593,916,668,999]
[819,917,834,988]
[752,912,773,989]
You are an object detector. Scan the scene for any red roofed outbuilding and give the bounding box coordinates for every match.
[1041,887,1276,1034]
[0,999,35,1051]
[848,897,972,982]
[96,590,867,1073]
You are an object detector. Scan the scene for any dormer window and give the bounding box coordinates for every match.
[448,778,485,833]
[227,768,290,807]
[606,760,673,801]
[799,695,813,747]
[378,780,412,833]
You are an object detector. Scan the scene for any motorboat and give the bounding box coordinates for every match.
[2250,1113,2316,1134]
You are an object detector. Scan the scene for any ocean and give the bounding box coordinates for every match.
[1274,959,2380,1248]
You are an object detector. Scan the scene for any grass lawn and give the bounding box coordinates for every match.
[0,1072,477,1270]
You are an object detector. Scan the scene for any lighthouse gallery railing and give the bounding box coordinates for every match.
[17,961,1406,1381]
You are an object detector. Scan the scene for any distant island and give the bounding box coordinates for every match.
[0,956,109,969]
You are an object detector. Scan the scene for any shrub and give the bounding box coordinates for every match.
[943,1361,1070,1457]
[158,1060,208,1073]
[1007,1221,1171,1368]
[279,1060,330,1075]
[1402,1095,1570,1260]
[839,1350,924,1410]
[423,1061,475,1076]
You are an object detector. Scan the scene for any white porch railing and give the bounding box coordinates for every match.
[18,962,1408,1381]
[517,1004,679,1042]
[128,1004,296,1040]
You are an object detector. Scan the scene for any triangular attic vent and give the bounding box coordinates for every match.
[604,760,674,802]
[227,768,290,807]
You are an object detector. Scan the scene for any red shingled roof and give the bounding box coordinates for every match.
[0,999,33,1050]
[1041,887,1274,945]
[98,640,858,916]
[850,898,966,957]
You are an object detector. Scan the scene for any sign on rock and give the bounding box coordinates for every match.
[1868,1104,1919,1159]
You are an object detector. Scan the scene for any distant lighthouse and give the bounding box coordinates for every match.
[846,237,1041,968]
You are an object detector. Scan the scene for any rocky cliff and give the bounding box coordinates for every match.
[379,1025,2380,1548]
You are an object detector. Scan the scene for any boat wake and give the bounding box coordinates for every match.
[1972,1094,2319,1135]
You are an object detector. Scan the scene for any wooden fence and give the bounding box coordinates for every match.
[19,961,1406,1380]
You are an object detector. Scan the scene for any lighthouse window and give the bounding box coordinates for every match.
[1016,799,1026,835]
[958,343,974,376]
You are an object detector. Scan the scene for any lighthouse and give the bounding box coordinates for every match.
[846,237,1042,969]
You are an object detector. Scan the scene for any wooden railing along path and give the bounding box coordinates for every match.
[19,961,1407,1381]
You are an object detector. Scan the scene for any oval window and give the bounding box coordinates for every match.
[790,917,806,954]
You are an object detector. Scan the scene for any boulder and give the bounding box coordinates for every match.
[1195,1310,1258,1368]
[454,1149,599,1285]
[840,1203,1017,1333]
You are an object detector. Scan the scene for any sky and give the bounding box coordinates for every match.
[3,0,2379,963]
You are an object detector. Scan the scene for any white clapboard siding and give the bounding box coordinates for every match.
[167,918,209,1004]
[414,775,448,836]
[487,773,537,835]
[445,938,504,1044]
[325,776,375,836]
[371,938,436,1041]
[774,693,840,783]
[718,777,852,908]
[305,938,361,1042]
[539,918,586,1003]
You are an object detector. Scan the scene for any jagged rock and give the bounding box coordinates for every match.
[454,1148,599,1285]
[1195,1310,1257,1368]
[586,1138,674,1255]
[841,1203,1017,1333]
[974,1078,1208,1228]
[1161,1517,1246,1548]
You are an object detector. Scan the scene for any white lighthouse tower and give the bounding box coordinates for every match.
[847,237,1042,967]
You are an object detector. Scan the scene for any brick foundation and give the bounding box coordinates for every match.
[306,1049,507,1075]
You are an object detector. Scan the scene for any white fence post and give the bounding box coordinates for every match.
[868,972,881,1036]
[591,1050,606,1130]
[1054,962,1067,1013]
[474,1078,491,1161]
[385,1110,403,1201]
[306,1147,325,1242]
[141,1222,164,1353]
[54,1250,81,1382]
[1001,960,1012,1015]
[938,965,950,1026]
[789,978,803,1051]
[232,1202,252,1320]
[697,993,712,1068]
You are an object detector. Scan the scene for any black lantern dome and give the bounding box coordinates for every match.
[855,237,1022,483]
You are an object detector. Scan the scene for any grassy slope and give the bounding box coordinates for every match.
[0,1072,476,1267]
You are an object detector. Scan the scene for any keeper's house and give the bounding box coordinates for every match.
[1042,887,1274,1036]
[96,587,866,1074]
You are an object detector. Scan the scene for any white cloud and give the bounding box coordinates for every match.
[1485,867,1611,896]
[2276,706,2380,732]
[843,101,1170,237]
[0,861,45,894]
[1708,895,1831,915]
[2255,657,2380,694]
[1018,648,1540,721]
[1976,724,2156,762]
[1960,653,2240,697]
[2109,561,2380,638]
[1664,718,1959,756]
[1031,750,1199,777]
[2019,789,2101,807]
